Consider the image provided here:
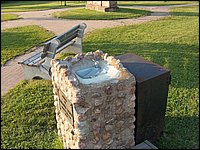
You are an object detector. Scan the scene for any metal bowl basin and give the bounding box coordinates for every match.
[75,66,102,79]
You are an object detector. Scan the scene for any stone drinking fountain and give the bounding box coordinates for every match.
[51,50,136,149]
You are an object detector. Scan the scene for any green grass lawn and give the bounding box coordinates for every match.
[1,13,21,21]
[53,8,151,20]
[1,80,63,149]
[1,1,86,12]
[118,1,198,6]
[1,25,54,65]
[1,5,199,149]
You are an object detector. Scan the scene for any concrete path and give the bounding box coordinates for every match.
[1,4,198,96]
[1,4,196,34]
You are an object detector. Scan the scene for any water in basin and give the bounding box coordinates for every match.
[76,66,102,79]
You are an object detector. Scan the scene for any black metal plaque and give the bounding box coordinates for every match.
[116,53,171,144]
[58,89,74,126]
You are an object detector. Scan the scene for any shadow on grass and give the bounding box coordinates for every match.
[1,1,53,7]
[142,10,199,17]
[154,116,199,149]
[20,17,61,21]
[115,8,151,14]
[151,11,199,16]
[1,5,84,11]
[172,11,199,16]
[83,41,199,89]
[118,2,198,7]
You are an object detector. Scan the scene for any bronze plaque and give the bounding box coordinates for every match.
[58,89,74,126]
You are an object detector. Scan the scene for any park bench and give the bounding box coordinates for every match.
[18,23,87,80]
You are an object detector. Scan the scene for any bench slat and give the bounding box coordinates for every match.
[28,56,44,65]
[33,59,45,66]
[23,51,43,65]
[58,29,78,42]
[58,30,78,48]
[56,41,75,54]
[58,33,78,49]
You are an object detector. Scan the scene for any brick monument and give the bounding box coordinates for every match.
[86,1,118,12]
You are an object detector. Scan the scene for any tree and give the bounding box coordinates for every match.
[60,1,67,6]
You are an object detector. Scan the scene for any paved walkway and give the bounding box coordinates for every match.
[1,4,197,95]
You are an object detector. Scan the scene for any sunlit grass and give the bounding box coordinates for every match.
[1,25,54,65]
[1,14,21,21]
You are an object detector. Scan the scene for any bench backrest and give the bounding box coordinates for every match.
[19,23,87,66]
[42,23,87,59]
[18,23,87,79]
[40,23,87,69]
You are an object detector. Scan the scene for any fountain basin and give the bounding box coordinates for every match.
[73,59,120,84]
